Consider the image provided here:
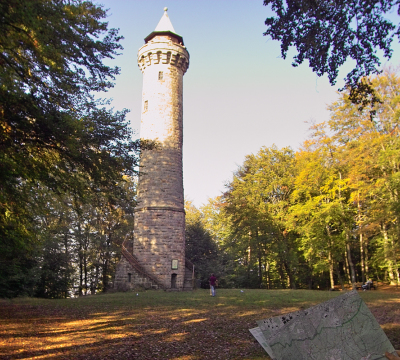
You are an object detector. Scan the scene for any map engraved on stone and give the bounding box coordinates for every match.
[250,291,398,360]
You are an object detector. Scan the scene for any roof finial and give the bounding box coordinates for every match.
[144,6,184,44]
[154,7,176,34]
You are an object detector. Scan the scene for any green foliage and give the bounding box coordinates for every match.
[219,146,302,289]
[198,71,400,290]
[185,201,227,287]
[31,175,137,298]
[0,0,136,194]
[263,0,399,110]
[35,236,73,299]
[0,0,140,297]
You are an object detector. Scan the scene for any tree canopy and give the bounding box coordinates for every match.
[263,0,400,107]
[0,0,139,296]
[0,0,137,194]
[197,70,400,290]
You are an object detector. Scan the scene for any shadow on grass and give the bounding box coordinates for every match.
[0,289,399,360]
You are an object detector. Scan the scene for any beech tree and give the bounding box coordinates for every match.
[328,69,400,285]
[263,0,399,107]
[199,71,400,289]
[222,146,300,289]
[30,174,136,298]
[291,123,356,289]
[0,0,139,296]
[188,72,400,290]
[0,0,137,193]
[185,201,223,288]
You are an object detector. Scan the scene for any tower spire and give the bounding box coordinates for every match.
[144,8,184,45]
[154,7,176,33]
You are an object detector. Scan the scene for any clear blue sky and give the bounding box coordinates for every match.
[98,0,400,207]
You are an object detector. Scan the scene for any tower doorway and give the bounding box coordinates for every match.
[171,273,177,288]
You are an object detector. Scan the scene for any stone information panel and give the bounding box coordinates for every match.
[250,291,398,360]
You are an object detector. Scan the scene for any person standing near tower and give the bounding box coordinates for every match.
[209,273,217,296]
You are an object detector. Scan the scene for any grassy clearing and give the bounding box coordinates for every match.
[1,288,399,359]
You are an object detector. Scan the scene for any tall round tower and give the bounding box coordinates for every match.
[133,9,189,290]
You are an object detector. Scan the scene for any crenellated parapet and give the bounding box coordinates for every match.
[137,40,189,74]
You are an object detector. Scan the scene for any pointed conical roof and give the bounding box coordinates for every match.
[154,8,176,33]
[144,8,184,45]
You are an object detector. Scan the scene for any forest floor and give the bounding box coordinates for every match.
[0,287,399,360]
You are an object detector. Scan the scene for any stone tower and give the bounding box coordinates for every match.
[115,9,191,291]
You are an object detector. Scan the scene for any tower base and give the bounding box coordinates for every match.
[114,245,194,291]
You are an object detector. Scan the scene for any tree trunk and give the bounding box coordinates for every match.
[64,232,69,299]
[95,264,100,293]
[381,223,396,285]
[326,226,335,289]
[390,239,399,285]
[360,232,365,283]
[258,248,263,288]
[79,252,83,296]
[256,230,263,288]
[358,191,365,283]
[77,223,83,296]
[265,261,270,289]
[102,234,111,292]
[283,261,296,289]
[246,245,251,282]
[365,237,369,280]
[84,250,87,295]
[308,258,313,290]
[335,263,344,290]
[344,247,351,285]
[329,249,335,289]
[278,262,286,289]
[346,235,356,290]
[103,257,109,292]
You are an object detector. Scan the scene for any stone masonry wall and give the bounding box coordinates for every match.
[114,257,160,291]
[133,209,185,289]
[127,36,189,290]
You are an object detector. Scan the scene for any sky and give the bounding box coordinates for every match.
[97,0,400,208]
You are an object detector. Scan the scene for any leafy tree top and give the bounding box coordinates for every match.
[264,0,400,109]
[0,0,137,195]
[0,1,139,250]
[0,0,122,109]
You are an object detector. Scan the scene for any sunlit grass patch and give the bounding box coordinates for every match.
[0,288,399,359]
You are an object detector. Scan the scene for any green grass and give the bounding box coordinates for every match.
[1,288,399,359]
